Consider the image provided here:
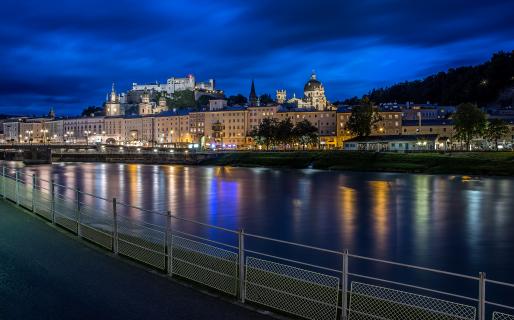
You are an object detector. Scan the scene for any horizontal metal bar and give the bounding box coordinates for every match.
[486,278,514,288]
[485,300,514,311]
[116,201,239,234]
[348,254,479,280]
[245,248,342,275]
[173,230,238,250]
[348,272,478,302]
[244,232,344,255]
[77,190,111,202]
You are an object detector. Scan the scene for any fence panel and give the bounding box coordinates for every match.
[117,217,166,270]
[4,173,16,201]
[33,186,52,220]
[493,312,514,320]
[79,201,113,250]
[53,193,78,233]
[0,174,4,196]
[348,282,476,320]
[17,179,33,209]
[171,235,238,296]
[245,257,339,320]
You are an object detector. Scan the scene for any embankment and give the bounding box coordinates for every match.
[199,151,514,176]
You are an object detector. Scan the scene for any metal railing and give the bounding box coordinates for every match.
[0,164,513,320]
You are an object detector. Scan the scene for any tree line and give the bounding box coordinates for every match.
[250,118,319,150]
[359,51,514,106]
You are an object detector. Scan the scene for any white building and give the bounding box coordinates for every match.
[105,83,123,116]
[280,71,333,111]
[132,75,215,94]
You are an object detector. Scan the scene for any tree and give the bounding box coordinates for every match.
[82,106,103,117]
[259,94,274,105]
[227,94,247,106]
[366,50,514,106]
[292,119,319,149]
[168,90,195,109]
[276,118,294,148]
[485,118,509,150]
[341,96,361,106]
[344,98,382,137]
[453,103,487,150]
[250,118,279,150]
[197,95,215,108]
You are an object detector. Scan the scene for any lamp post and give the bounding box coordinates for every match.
[40,129,48,144]
[26,130,33,145]
[84,130,91,145]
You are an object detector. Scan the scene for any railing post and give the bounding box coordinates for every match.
[238,228,246,303]
[51,179,55,224]
[32,174,36,212]
[2,166,6,199]
[76,188,81,237]
[166,210,173,275]
[112,198,118,254]
[478,272,486,320]
[342,249,349,320]
[15,170,19,205]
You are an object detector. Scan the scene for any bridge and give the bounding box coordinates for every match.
[0,144,221,164]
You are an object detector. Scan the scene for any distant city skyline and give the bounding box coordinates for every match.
[1,0,514,115]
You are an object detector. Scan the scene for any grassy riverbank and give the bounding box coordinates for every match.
[200,151,514,176]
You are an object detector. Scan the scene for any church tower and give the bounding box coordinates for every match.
[276,90,286,104]
[303,71,327,110]
[154,95,167,114]
[48,106,56,119]
[249,80,259,107]
[138,91,153,115]
[105,82,122,116]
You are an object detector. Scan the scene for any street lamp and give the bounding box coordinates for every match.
[40,129,48,144]
[25,130,33,144]
[84,130,91,145]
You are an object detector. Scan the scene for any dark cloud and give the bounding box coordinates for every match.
[0,0,513,114]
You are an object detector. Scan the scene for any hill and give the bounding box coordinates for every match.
[363,51,514,106]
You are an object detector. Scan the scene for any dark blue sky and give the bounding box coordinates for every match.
[1,0,514,115]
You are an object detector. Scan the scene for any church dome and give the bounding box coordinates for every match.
[304,72,322,91]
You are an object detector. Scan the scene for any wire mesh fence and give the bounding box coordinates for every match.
[348,281,476,320]
[493,312,514,320]
[171,235,239,295]
[1,164,514,320]
[245,256,340,320]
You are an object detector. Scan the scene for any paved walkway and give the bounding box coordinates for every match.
[0,200,272,320]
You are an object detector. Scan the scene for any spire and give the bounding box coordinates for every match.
[311,70,317,80]
[111,82,116,94]
[249,79,258,107]
[48,106,55,118]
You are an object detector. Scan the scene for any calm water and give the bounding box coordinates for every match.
[4,161,514,286]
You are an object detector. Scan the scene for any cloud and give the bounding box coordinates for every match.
[0,0,513,114]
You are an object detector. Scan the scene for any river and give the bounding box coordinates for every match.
[3,161,514,287]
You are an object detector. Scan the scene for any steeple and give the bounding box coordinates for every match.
[109,82,118,103]
[249,79,258,107]
[48,106,55,119]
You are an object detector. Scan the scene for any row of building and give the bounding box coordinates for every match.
[4,103,513,150]
[2,72,514,151]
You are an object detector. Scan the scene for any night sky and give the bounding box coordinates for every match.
[1,0,514,115]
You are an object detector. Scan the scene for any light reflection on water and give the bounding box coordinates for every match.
[4,161,514,283]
